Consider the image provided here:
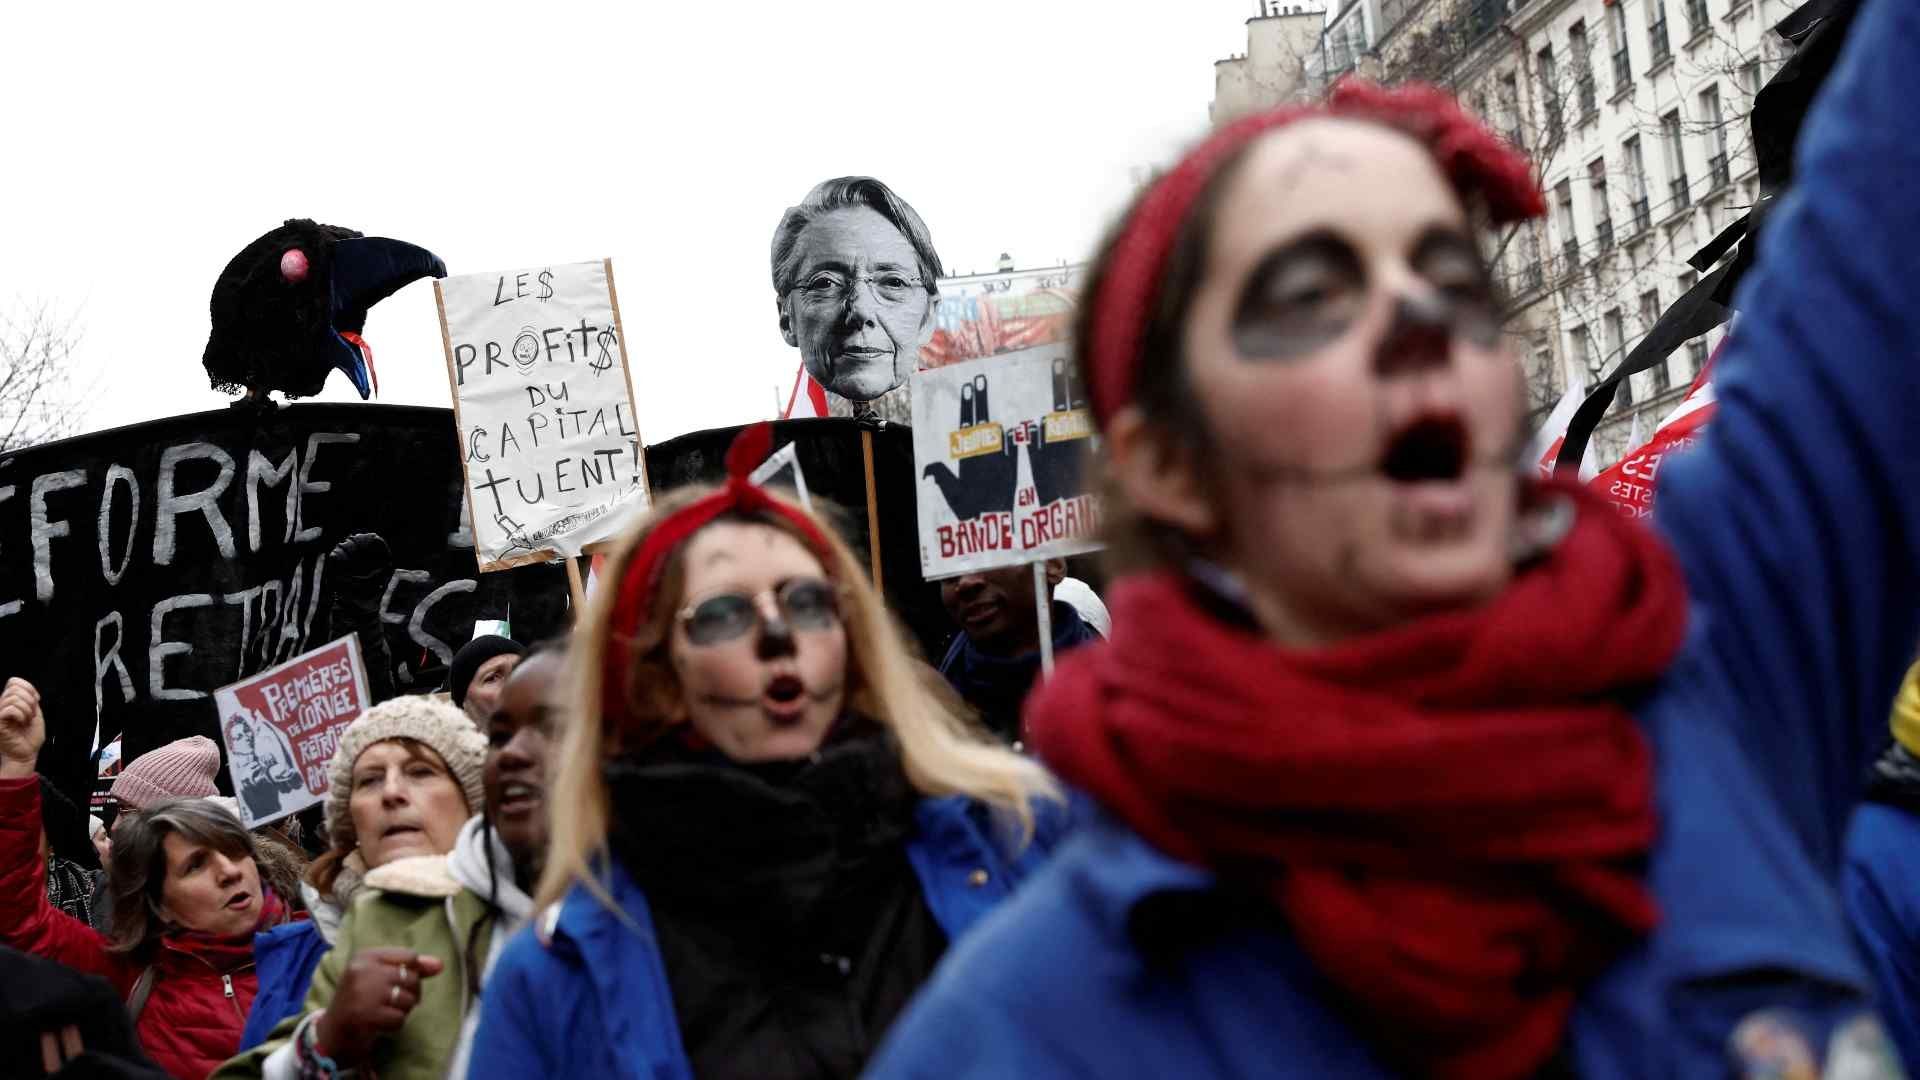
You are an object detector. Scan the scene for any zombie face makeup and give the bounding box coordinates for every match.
[1172,118,1525,644]
[1230,228,1502,362]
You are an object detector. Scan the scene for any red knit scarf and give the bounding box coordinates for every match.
[1028,486,1689,1079]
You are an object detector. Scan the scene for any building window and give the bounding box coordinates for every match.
[1742,59,1763,101]
[1570,21,1598,118]
[1623,136,1652,233]
[1648,0,1673,65]
[1684,0,1711,39]
[1661,110,1690,212]
[1572,323,1595,377]
[1499,71,1525,148]
[1701,85,1730,189]
[1603,308,1626,364]
[1523,224,1546,292]
[1686,337,1710,375]
[1607,1,1632,91]
[1589,158,1614,253]
[1538,45,1563,133]
[1554,180,1579,270]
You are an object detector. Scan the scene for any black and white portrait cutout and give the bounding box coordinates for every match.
[226,709,304,824]
[772,177,944,407]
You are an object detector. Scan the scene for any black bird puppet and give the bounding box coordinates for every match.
[202,219,447,402]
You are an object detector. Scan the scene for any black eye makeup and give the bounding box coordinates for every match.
[1228,225,1503,360]
[1230,230,1366,361]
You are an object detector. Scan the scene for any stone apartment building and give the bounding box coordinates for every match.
[1212,0,1792,463]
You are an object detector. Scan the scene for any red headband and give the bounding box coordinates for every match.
[1084,79,1547,425]
[600,421,835,730]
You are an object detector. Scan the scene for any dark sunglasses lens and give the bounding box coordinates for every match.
[780,580,840,629]
[686,595,756,645]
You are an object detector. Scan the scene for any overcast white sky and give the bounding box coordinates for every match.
[2,1,1272,445]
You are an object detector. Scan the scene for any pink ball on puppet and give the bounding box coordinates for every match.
[279,249,310,284]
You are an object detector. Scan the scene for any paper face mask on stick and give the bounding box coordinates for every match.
[772,177,944,403]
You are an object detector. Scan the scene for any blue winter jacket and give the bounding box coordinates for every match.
[1845,803,1920,1069]
[866,1,1920,1076]
[467,795,1060,1079]
[237,918,328,1051]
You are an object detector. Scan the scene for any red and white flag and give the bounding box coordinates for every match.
[1528,371,1600,483]
[1589,342,1721,519]
[782,365,829,420]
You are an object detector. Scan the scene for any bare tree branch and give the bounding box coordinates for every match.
[0,299,90,454]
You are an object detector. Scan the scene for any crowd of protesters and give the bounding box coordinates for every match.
[5,1,1920,1076]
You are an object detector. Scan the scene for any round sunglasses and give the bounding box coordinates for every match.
[677,577,844,646]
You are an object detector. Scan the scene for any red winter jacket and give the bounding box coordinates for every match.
[0,776,268,1080]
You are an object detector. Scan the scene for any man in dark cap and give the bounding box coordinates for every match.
[448,636,526,726]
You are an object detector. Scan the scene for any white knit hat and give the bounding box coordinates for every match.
[324,696,487,852]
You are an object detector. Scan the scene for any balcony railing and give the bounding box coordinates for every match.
[1611,48,1632,91]
[1596,218,1615,253]
[1669,174,1691,210]
[1684,0,1710,37]
[1708,152,1731,190]
[1577,72,1598,117]
[1649,18,1672,64]
[1630,196,1651,234]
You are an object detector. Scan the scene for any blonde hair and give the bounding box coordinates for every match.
[537,485,1060,912]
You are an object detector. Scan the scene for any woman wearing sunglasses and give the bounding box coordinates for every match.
[466,424,1061,1080]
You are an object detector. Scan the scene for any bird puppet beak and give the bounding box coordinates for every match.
[328,236,448,400]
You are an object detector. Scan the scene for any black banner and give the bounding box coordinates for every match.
[0,403,508,802]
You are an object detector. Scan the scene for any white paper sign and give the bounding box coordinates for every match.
[436,259,651,570]
[911,342,1103,579]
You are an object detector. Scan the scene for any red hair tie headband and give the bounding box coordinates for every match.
[1084,79,1547,426]
[600,422,834,728]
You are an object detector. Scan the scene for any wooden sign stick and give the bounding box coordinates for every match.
[564,557,587,614]
[861,428,883,587]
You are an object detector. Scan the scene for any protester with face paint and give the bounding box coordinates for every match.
[871,45,1920,1080]
[937,559,1101,743]
[773,177,943,405]
[467,424,1061,1080]
[215,697,485,1078]
[0,678,300,1080]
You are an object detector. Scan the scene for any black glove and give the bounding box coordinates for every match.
[325,533,393,620]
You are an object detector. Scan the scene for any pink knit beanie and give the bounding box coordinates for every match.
[110,736,222,812]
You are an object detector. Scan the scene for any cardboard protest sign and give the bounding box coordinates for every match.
[912,343,1102,579]
[0,404,522,810]
[921,264,1082,370]
[214,635,369,827]
[436,260,651,571]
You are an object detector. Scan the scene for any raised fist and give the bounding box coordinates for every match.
[0,677,45,779]
[326,533,394,620]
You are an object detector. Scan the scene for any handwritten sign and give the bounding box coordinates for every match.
[912,343,1103,579]
[213,635,369,828]
[436,259,651,572]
